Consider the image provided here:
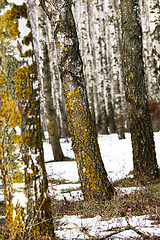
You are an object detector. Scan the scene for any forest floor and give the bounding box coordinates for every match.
[51,177,160,239]
[45,132,160,239]
[0,132,160,239]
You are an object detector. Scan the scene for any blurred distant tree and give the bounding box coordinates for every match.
[72,0,98,130]
[40,0,114,200]
[33,0,69,161]
[148,100,160,121]
[73,0,115,134]
[139,0,160,102]
[90,0,110,134]
[106,0,125,139]
[46,6,70,138]
[148,99,160,131]
[0,1,54,238]
[120,0,159,182]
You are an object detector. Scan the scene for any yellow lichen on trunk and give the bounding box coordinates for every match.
[0,1,55,239]
[40,0,114,200]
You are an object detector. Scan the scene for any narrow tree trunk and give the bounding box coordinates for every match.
[120,0,159,182]
[0,1,55,238]
[140,0,160,102]
[40,0,114,200]
[147,0,160,101]
[46,16,70,138]
[139,0,152,89]
[108,0,125,139]
[90,0,109,134]
[105,3,117,134]
[73,0,97,130]
[35,1,67,161]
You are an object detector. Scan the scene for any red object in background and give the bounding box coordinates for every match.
[148,99,160,121]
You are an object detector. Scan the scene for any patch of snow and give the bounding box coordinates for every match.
[49,183,83,201]
[55,190,83,201]
[8,0,25,5]
[45,161,79,182]
[55,215,160,239]
[117,186,145,195]
[45,132,160,182]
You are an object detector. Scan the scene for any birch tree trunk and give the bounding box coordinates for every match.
[120,0,159,182]
[139,0,152,91]
[73,0,98,130]
[90,0,109,133]
[34,0,68,161]
[140,0,160,101]
[103,2,117,134]
[148,0,160,99]
[139,0,160,131]
[40,0,114,200]
[108,0,125,139]
[46,16,70,138]
[106,0,125,138]
[0,1,54,238]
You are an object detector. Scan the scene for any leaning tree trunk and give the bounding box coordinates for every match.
[0,1,55,238]
[40,0,114,200]
[73,0,98,130]
[34,1,67,161]
[120,0,159,182]
[46,14,70,138]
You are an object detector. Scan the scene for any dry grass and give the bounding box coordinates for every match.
[51,177,160,239]
[0,178,160,239]
[51,178,160,224]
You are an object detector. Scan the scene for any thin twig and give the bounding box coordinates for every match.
[73,222,153,239]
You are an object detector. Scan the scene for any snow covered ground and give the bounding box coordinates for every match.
[55,214,160,239]
[45,133,134,183]
[44,132,160,239]
[45,132,160,183]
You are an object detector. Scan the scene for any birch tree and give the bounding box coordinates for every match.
[120,0,159,182]
[106,0,125,138]
[140,0,160,102]
[90,0,109,134]
[72,0,98,130]
[34,0,69,161]
[0,1,54,238]
[46,14,70,138]
[40,0,114,200]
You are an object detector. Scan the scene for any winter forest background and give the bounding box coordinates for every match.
[0,0,160,239]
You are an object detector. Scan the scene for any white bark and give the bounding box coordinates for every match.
[107,0,125,138]
[73,0,98,127]
[140,0,160,101]
[46,18,67,136]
